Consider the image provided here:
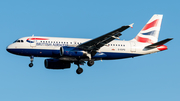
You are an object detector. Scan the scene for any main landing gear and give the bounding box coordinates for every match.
[76,65,83,74]
[74,61,84,74]
[87,60,94,67]
[29,56,34,67]
[74,60,95,74]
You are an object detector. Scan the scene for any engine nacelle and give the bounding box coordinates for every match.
[60,46,86,57]
[44,59,71,69]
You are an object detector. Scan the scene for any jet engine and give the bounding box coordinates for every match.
[60,46,87,57]
[44,59,71,69]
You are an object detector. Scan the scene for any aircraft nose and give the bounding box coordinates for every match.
[6,45,11,52]
[6,44,14,53]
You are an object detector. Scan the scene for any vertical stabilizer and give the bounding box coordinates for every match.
[133,14,163,43]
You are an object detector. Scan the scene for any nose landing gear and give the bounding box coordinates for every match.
[29,63,33,67]
[29,56,34,67]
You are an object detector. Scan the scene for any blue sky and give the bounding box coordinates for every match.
[1,0,179,101]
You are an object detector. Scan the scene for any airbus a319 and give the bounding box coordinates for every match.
[6,14,173,74]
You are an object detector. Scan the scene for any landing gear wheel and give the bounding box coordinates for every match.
[87,60,94,67]
[29,56,34,67]
[76,67,83,74]
[29,63,33,67]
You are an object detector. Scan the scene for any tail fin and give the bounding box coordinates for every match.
[133,14,163,43]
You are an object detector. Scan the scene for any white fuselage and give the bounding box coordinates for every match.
[7,36,161,61]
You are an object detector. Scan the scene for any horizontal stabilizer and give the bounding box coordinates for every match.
[145,38,173,49]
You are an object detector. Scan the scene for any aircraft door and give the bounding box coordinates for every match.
[30,40,36,47]
[130,41,136,52]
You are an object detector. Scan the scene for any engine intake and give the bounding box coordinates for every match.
[44,59,71,69]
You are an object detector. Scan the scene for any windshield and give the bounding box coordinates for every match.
[14,40,24,43]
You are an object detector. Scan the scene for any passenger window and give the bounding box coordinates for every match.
[21,40,23,42]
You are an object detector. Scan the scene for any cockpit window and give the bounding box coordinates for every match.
[14,40,24,43]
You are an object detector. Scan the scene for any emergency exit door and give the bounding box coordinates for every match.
[130,41,136,52]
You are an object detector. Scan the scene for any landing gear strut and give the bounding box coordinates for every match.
[29,56,34,67]
[74,61,84,74]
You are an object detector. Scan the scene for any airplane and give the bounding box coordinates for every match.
[6,14,173,74]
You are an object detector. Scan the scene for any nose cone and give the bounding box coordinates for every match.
[6,45,10,52]
[6,44,14,53]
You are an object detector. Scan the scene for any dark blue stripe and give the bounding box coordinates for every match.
[26,40,34,43]
[7,49,54,57]
[7,49,142,59]
[103,52,142,59]
[142,31,156,36]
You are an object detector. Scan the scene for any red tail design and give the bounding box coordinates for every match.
[135,36,153,43]
[142,19,159,31]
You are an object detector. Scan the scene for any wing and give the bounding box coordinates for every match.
[77,23,134,52]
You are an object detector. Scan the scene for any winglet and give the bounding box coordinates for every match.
[129,23,134,28]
